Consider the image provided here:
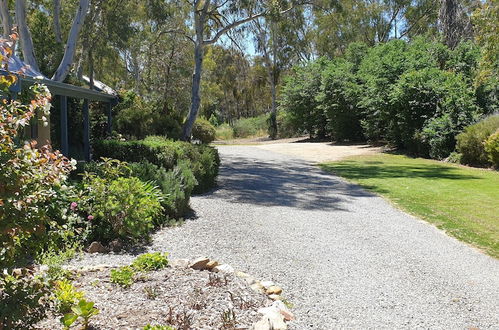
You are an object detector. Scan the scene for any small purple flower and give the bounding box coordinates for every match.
[70,202,77,211]
[87,215,94,221]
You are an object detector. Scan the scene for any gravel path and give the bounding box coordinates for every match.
[74,145,499,329]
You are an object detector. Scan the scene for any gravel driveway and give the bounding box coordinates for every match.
[76,145,499,329]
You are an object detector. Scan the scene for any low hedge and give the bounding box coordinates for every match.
[93,136,219,193]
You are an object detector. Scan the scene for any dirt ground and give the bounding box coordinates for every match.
[214,137,383,163]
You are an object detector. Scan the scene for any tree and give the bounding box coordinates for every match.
[0,0,90,82]
[180,0,308,141]
[251,3,310,138]
[438,0,476,49]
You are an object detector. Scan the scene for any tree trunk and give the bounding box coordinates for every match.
[0,0,11,37]
[15,0,40,72]
[53,0,62,43]
[52,0,89,82]
[182,41,204,141]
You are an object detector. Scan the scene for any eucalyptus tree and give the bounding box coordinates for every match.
[251,3,311,138]
[179,0,311,141]
[0,0,89,82]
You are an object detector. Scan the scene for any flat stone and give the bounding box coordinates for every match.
[206,260,219,270]
[88,241,108,254]
[253,316,271,330]
[189,257,210,270]
[213,264,235,273]
[269,294,282,301]
[171,258,190,268]
[266,310,287,329]
[266,285,283,295]
[272,301,295,321]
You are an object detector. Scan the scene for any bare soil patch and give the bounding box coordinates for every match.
[255,142,383,163]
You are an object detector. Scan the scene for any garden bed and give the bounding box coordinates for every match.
[36,264,270,329]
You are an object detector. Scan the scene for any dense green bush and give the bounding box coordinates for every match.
[389,68,479,158]
[93,136,219,193]
[115,90,182,140]
[279,60,328,138]
[82,169,163,243]
[457,115,499,167]
[128,160,197,219]
[0,271,51,329]
[484,130,499,168]
[277,38,494,162]
[318,60,363,141]
[192,118,216,143]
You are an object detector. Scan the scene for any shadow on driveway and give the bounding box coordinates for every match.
[203,154,374,211]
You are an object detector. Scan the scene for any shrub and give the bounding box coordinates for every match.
[132,252,169,271]
[82,174,163,243]
[114,91,182,140]
[110,266,135,288]
[129,161,196,219]
[484,129,499,168]
[232,114,269,138]
[93,137,219,192]
[457,115,499,166]
[0,82,75,269]
[0,271,51,329]
[192,118,216,143]
[389,68,479,157]
[318,60,363,141]
[53,279,86,314]
[279,60,328,138]
[215,123,234,140]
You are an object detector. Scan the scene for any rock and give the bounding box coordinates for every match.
[253,317,271,330]
[272,301,295,321]
[171,258,190,269]
[266,310,287,329]
[206,260,219,270]
[88,241,108,254]
[189,257,210,270]
[108,239,123,252]
[250,282,265,293]
[266,285,283,295]
[213,264,235,274]
[260,280,275,289]
[253,316,271,330]
[235,271,250,278]
[269,294,282,301]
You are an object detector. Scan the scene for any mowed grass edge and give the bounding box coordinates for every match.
[320,153,499,258]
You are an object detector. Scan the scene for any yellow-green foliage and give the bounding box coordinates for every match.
[132,252,169,271]
[110,266,135,288]
[484,129,499,167]
[54,280,85,314]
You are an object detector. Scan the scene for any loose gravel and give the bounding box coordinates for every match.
[72,145,499,329]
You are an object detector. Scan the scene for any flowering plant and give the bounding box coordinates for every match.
[0,40,75,269]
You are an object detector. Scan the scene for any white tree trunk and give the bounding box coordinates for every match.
[0,0,11,37]
[182,40,204,141]
[15,0,40,72]
[53,0,62,43]
[182,5,206,141]
[52,0,89,82]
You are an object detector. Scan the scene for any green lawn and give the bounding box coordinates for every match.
[320,153,499,258]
